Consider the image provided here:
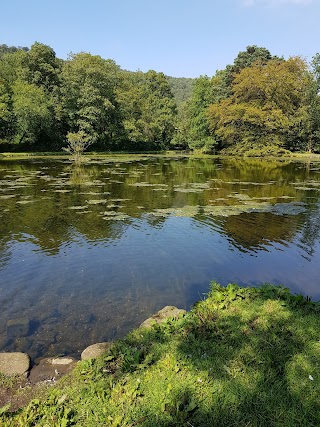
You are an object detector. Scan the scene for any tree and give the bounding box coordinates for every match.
[21,42,60,93]
[0,44,29,59]
[207,57,311,154]
[12,80,52,145]
[0,78,13,140]
[311,53,320,92]
[63,130,92,163]
[224,45,280,89]
[302,57,320,152]
[117,70,177,148]
[61,53,121,147]
[181,74,227,151]
[0,45,62,148]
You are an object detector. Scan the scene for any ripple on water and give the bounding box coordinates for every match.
[0,156,320,359]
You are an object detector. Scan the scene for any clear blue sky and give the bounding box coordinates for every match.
[1,0,319,77]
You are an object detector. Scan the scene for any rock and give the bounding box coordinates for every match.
[7,318,30,337]
[28,356,77,384]
[140,306,186,329]
[81,342,111,361]
[0,352,31,376]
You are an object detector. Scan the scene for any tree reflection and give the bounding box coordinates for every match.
[0,156,319,257]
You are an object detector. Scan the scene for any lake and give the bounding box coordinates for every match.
[0,155,319,361]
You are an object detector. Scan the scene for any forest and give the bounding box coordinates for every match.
[0,42,320,155]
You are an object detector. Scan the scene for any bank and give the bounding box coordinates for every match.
[1,283,320,426]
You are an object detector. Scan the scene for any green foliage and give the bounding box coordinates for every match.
[223,45,281,88]
[0,44,29,59]
[117,70,177,149]
[208,57,313,153]
[0,44,178,152]
[12,79,53,144]
[63,131,92,163]
[0,80,13,139]
[0,42,319,155]
[61,53,121,147]
[21,42,61,93]
[311,53,320,92]
[176,75,224,151]
[166,76,194,106]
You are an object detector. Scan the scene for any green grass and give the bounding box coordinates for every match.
[1,283,320,426]
[1,150,320,162]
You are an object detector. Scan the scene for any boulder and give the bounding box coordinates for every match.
[81,342,111,361]
[28,356,77,384]
[0,352,31,376]
[140,306,186,329]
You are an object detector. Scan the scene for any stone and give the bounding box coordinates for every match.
[7,318,30,337]
[0,352,31,376]
[81,342,111,361]
[140,306,186,329]
[28,356,77,384]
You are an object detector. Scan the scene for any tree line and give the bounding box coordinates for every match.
[0,43,319,154]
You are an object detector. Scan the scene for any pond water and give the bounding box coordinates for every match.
[0,155,320,361]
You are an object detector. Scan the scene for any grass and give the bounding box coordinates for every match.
[1,283,320,426]
[1,151,320,164]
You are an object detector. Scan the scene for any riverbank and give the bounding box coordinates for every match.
[1,283,320,426]
[1,150,320,161]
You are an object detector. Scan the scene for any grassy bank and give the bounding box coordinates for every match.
[1,283,320,426]
[1,150,320,162]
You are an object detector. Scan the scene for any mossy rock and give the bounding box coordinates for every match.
[81,342,112,360]
[140,306,186,328]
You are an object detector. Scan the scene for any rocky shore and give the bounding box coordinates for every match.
[0,306,186,384]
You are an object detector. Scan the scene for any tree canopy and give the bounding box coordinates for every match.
[0,42,319,155]
[207,57,320,155]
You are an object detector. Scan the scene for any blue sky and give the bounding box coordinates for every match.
[1,0,319,77]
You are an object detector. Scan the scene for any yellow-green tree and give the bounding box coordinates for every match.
[207,57,312,154]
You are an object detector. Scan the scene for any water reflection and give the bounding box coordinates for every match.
[0,156,320,360]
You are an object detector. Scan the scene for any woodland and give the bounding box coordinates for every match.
[0,43,320,155]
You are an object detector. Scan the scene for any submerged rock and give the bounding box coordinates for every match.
[0,352,31,376]
[140,306,186,329]
[81,342,111,360]
[29,357,77,384]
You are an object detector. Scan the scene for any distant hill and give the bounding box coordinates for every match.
[0,44,29,58]
[166,76,195,106]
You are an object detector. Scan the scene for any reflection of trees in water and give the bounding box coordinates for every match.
[214,212,301,253]
[67,160,90,187]
[0,242,12,270]
[299,203,320,259]
[65,157,103,187]
[0,157,319,257]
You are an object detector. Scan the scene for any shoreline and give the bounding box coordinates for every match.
[1,283,320,425]
[0,306,187,381]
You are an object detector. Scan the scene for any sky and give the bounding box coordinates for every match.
[1,0,319,77]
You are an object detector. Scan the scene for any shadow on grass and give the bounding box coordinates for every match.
[127,285,320,426]
[2,285,320,427]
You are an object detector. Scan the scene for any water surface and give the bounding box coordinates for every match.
[0,156,319,360]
